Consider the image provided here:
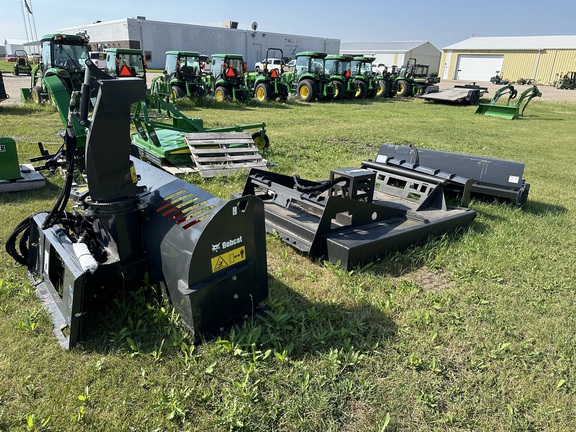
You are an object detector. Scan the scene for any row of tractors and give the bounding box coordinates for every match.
[153,48,441,103]
[19,33,440,107]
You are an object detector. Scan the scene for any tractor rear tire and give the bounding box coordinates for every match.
[332,81,345,100]
[214,86,231,102]
[355,81,367,98]
[32,86,43,104]
[297,80,318,102]
[255,83,271,102]
[396,80,411,97]
[252,131,270,150]
[171,85,186,100]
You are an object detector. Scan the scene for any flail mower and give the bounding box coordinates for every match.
[5,60,268,348]
[130,98,269,177]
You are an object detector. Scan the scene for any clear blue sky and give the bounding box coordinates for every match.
[2,0,576,50]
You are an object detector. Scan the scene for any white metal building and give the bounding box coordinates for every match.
[4,39,27,55]
[441,35,576,83]
[339,41,441,74]
[59,17,340,70]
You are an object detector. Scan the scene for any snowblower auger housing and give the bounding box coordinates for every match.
[13,60,268,348]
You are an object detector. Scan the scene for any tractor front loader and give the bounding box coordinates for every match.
[5,60,268,349]
[476,85,541,119]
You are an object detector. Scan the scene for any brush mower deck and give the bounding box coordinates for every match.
[240,164,476,270]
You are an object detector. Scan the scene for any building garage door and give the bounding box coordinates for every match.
[454,55,504,81]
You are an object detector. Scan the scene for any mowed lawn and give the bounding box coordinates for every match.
[1,93,575,431]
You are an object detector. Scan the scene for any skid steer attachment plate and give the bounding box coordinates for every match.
[240,166,475,270]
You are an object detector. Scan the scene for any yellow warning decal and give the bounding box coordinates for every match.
[211,246,246,273]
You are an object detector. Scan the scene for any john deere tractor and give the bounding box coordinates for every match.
[324,54,357,100]
[245,48,289,102]
[151,51,206,101]
[350,55,379,99]
[204,54,251,102]
[104,48,147,81]
[283,51,335,102]
[12,50,34,76]
[21,33,90,105]
[394,58,440,97]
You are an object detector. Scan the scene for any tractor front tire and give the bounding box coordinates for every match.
[214,86,231,102]
[297,80,318,102]
[332,81,345,100]
[396,80,411,97]
[171,85,186,100]
[355,81,367,98]
[32,86,43,104]
[255,83,271,102]
[252,131,270,150]
[376,80,388,97]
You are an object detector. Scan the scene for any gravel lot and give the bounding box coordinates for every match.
[2,73,576,104]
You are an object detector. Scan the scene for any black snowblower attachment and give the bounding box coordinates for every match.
[240,160,476,270]
[6,61,268,348]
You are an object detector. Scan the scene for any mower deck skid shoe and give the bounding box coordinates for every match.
[240,167,475,270]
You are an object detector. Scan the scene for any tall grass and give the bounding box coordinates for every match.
[1,95,575,431]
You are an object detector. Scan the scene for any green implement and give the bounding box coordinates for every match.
[476,85,541,120]
[130,98,269,177]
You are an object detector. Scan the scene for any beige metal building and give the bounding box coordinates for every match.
[441,35,576,84]
[340,41,441,74]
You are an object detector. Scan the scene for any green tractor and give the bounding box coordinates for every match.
[12,50,34,76]
[21,33,90,105]
[394,58,440,97]
[204,54,251,102]
[350,55,379,98]
[104,48,147,80]
[150,51,207,101]
[555,72,575,89]
[245,48,289,102]
[324,54,357,100]
[374,65,398,98]
[283,51,335,102]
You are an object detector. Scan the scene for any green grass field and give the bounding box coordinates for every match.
[1,94,575,431]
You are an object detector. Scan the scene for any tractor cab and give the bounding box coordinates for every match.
[21,33,90,107]
[349,55,378,98]
[324,54,357,99]
[105,48,147,80]
[288,51,335,102]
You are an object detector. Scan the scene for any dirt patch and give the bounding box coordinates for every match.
[394,266,456,291]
